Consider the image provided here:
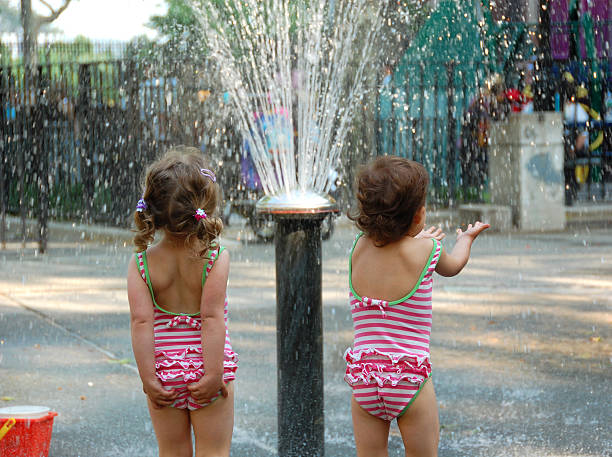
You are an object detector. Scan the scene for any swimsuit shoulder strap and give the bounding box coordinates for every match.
[136,251,147,283]
[135,251,157,303]
[383,238,439,305]
[424,238,442,278]
[349,232,364,259]
[348,232,364,290]
[201,244,225,287]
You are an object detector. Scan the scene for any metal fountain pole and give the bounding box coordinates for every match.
[257,192,338,457]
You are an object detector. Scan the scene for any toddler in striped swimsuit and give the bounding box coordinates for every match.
[127,147,237,457]
[345,156,489,457]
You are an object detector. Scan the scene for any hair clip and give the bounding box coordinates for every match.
[136,197,147,212]
[195,208,207,220]
[200,168,216,183]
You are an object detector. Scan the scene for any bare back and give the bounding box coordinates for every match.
[351,234,435,302]
[144,242,209,315]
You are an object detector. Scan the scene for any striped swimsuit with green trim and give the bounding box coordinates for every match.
[136,245,238,410]
[344,235,441,421]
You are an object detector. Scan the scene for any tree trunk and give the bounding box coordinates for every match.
[21,0,36,71]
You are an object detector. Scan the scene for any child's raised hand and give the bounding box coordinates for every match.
[456,221,490,240]
[415,226,446,241]
[143,378,177,409]
[187,374,228,404]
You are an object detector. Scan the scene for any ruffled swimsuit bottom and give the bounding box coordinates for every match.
[344,347,431,421]
[154,310,238,410]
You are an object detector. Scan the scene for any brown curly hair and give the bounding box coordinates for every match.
[349,156,429,246]
[133,146,223,257]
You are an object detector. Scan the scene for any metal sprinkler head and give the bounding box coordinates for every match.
[256,190,338,217]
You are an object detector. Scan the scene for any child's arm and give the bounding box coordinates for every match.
[187,249,230,403]
[127,256,177,408]
[435,221,489,277]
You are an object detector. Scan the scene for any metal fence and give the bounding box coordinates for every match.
[376,57,612,207]
[2,48,611,250]
[376,60,488,206]
[0,40,128,64]
[0,57,242,250]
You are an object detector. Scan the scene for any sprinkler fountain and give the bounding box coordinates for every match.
[192,1,387,454]
[256,191,336,457]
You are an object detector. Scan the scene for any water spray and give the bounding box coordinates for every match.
[193,1,386,454]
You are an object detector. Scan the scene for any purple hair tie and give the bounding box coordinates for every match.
[200,168,216,182]
[195,208,207,220]
[136,197,147,212]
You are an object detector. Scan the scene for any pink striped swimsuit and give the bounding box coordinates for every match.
[344,235,441,421]
[136,246,238,410]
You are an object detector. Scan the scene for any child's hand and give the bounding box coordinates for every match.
[143,378,177,409]
[415,226,446,241]
[456,221,490,240]
[187,374,228,405]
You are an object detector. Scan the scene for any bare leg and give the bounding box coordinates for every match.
[190,382,235,457]
[147,399,193,457]
[397,379,439,457]
[351,395,391,457]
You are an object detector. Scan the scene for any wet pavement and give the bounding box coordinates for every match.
[0,217,611,456]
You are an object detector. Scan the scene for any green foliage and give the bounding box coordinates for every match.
[148,0,208,61]
[454,186,490,204]
[147,0,314,62]
[73,35,94,54]
[380,0,431,65]
[149,0,200,39]
[0,0,22,33]
[1,36,118,67]
[8,180,114,222]
[37,36,115,65]
[0,41,11,66]
[125,35,156,62]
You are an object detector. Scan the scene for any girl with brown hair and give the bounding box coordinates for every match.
[345,156,489,456]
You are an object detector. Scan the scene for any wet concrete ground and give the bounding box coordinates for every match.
[0,218,610,456]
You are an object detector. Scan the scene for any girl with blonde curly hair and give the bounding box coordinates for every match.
[127,146,237,457]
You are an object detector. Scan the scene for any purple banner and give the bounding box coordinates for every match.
[590,0,608,58]
[609,0,612,60]
[550,0,569,60]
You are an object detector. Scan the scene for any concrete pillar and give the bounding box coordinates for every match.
[489,112,566,231]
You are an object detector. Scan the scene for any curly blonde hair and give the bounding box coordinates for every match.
[133,146,223,257]
[349,156,429,246]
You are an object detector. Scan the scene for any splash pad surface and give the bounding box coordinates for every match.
[0,223,610,456]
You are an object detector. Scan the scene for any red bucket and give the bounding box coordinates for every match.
[0,406,58,457]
